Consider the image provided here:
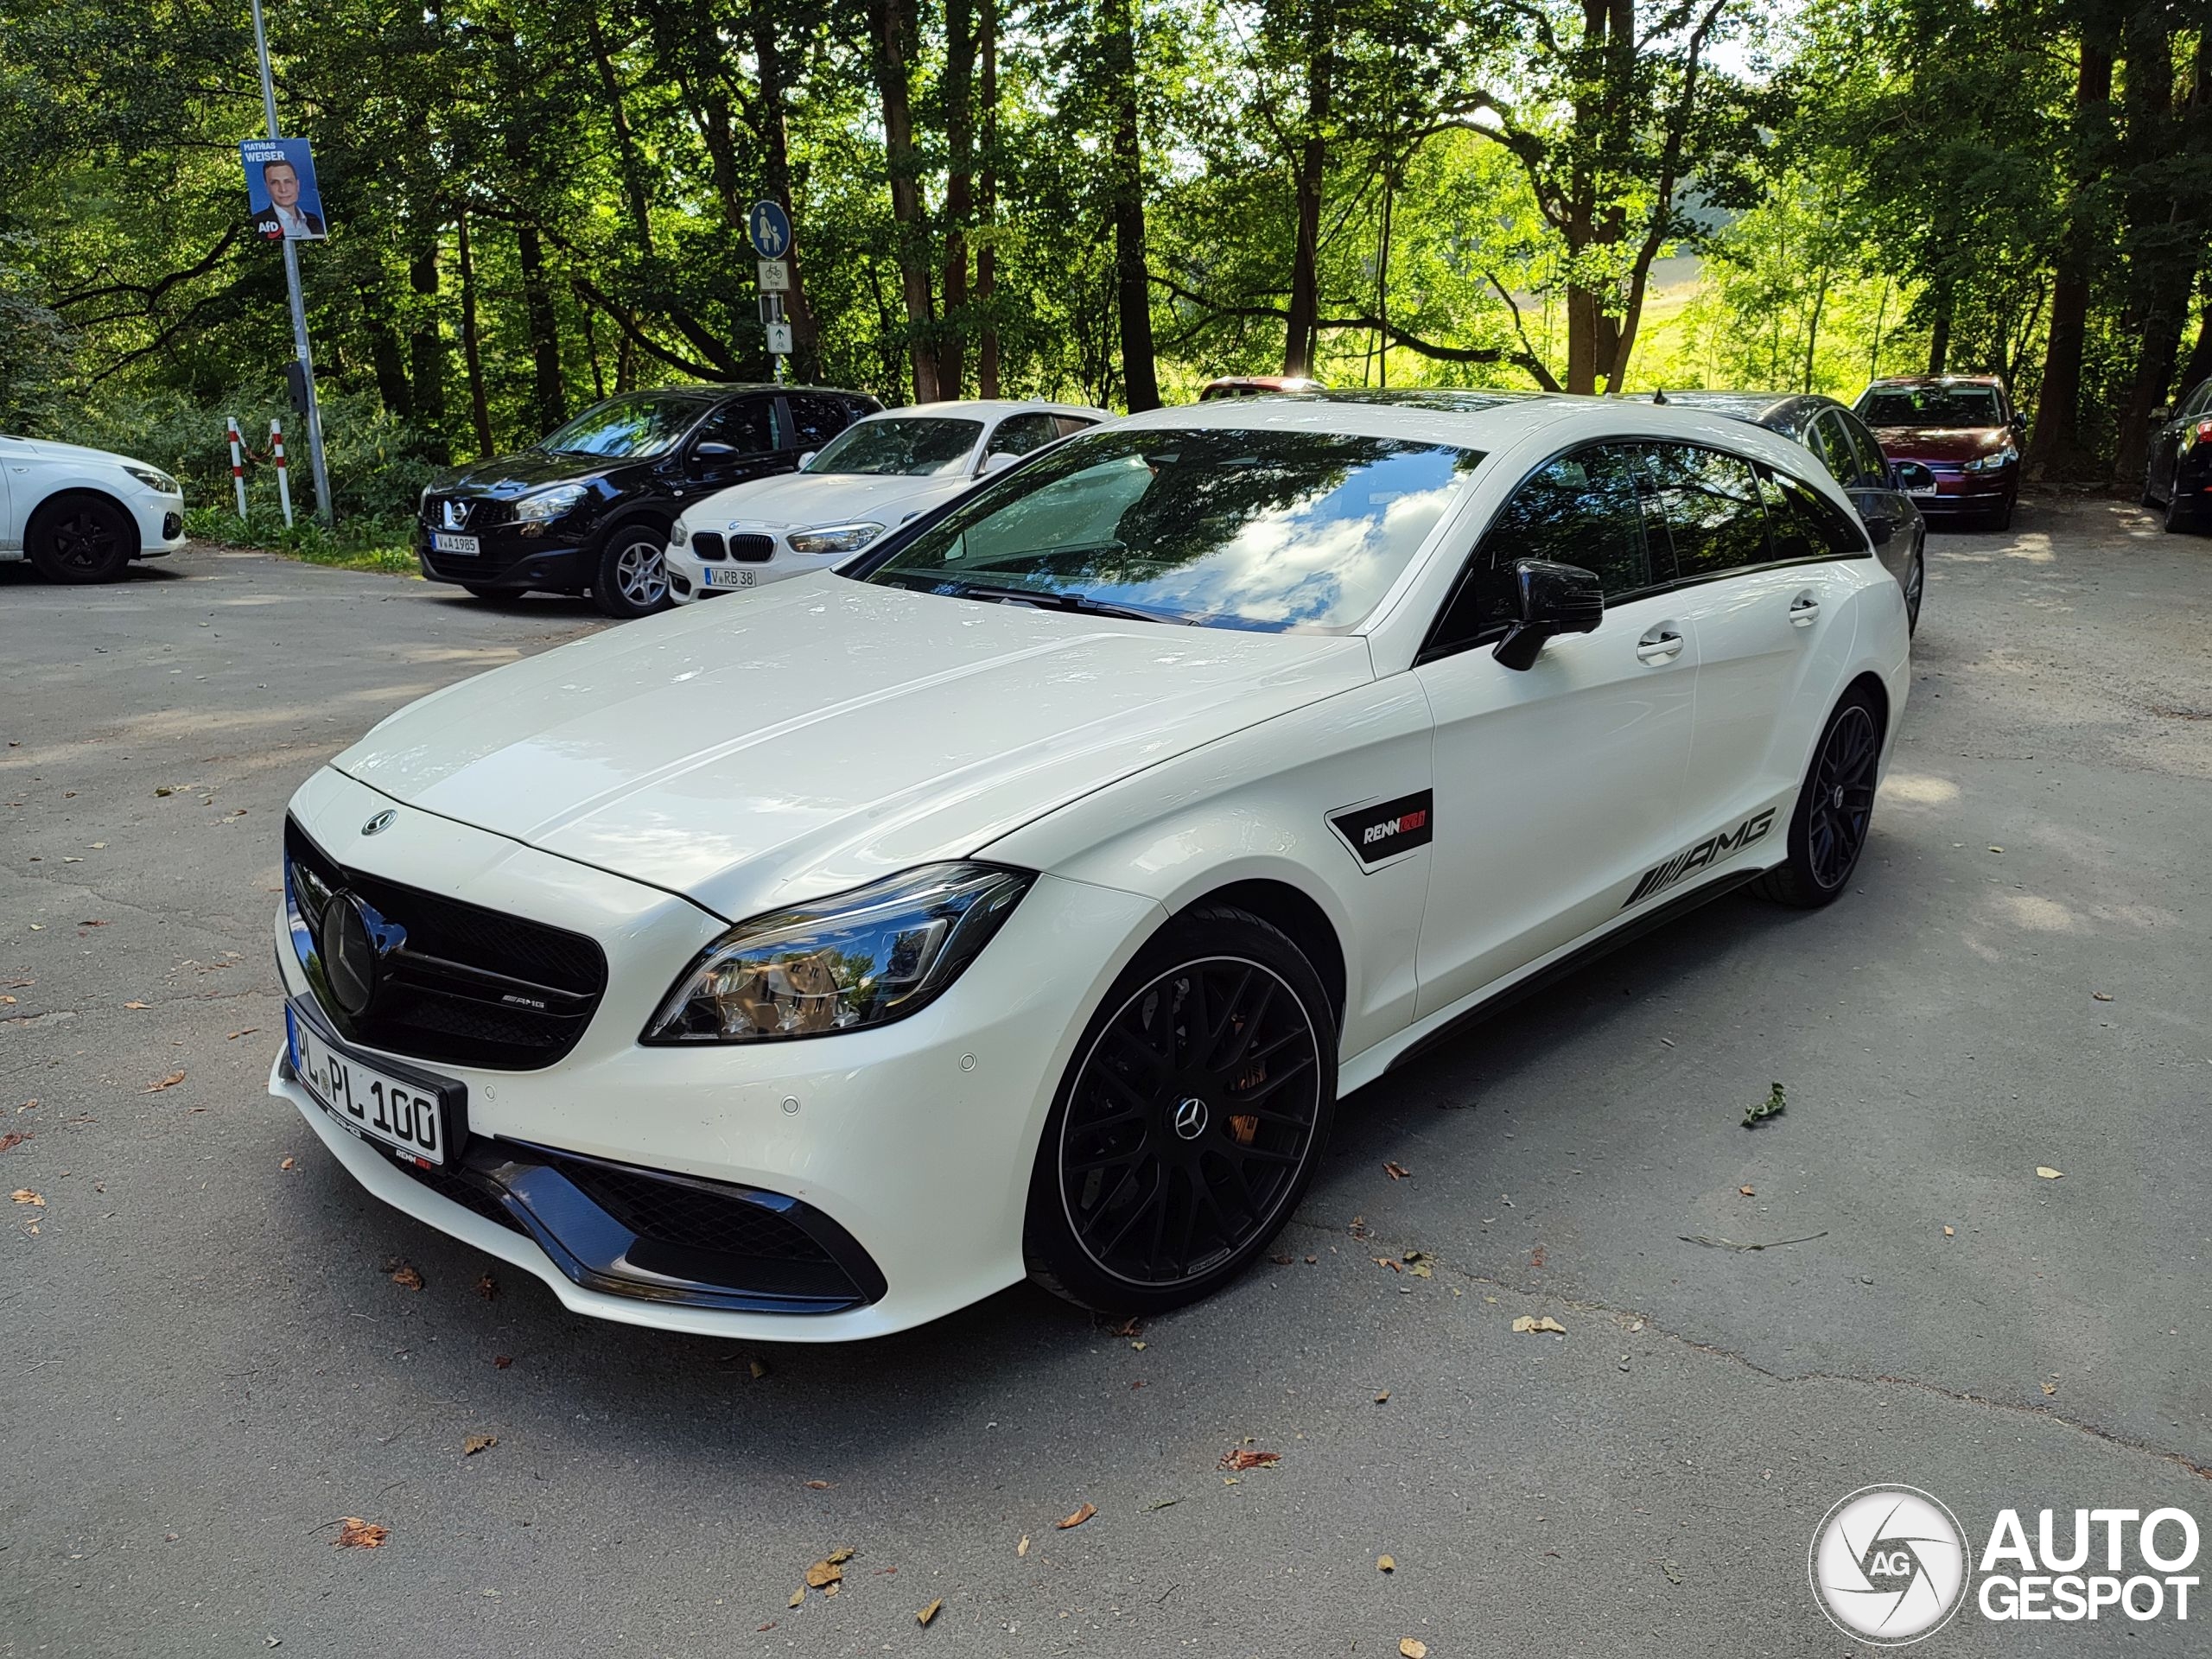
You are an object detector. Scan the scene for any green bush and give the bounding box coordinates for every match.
[64,385,446,524]
[185,502,417,575]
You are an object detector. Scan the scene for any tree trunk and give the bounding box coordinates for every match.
[409,238,448,462]
[753,8,821,382]
[1282,0,1333,378]
[940,0,976,397]
[976,0,1000,397]
[456,212,493,459]
[586,5,656,259]
[2026,30,2115,480]
[868,0,939,403]
[2108,16,2201,489]
[1104,0,1160,410]
[518,223,568,432]
[1927,277,1953,373]
[365,302,411,420]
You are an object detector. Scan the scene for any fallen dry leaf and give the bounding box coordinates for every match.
[1511,1315,1567,1335]
[787,1587,804,1609]
[804,1560,844,1590]
[1943,1225,1955,1236]
[280,1157,296,1171]
[1108,1316,1144,1338]
[2042,1382,2057,1397]
[124,1001,149,1010]
[823,1581,839,1598]
[1400,1640,1428,1658]
[333,1518,388,1549]
[493,1355,513,1370]
[825,1547,855,1566]
[1375,1391,1390,1404]
[0,995,12,1004]
[804,1480,832,1491]
[2092,991,2113,1001]
[390,1263,424,1290]
[2036,1166,2063,1180]
[1738,1185,1756,1197]
[147,1071,187,1092]
[1218,1448,1281,1472]
[1015,1535,1030,1557]
[227,1028,258,1041]
[463,1434,496,1456]
[1057,1502,1097,1530]
[1383,1160,1412,1180]
[917,1598,943,1626]
[0,1133,25,1154]
[1529,1244,1546,1269]
[475,1274,498,1300]
[1377,1554,1396,1573]
[11,1189,44,1206]
[79,918,108,928]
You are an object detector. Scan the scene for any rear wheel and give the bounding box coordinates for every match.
[592,525,672,619]
[1025,905,1336,1317]
[28,495,135,584]
[1753,686,1884,910]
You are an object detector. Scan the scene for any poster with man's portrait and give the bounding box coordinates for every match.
[242,138,327,241]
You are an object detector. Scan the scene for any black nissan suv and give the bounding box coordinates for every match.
[416,384,880,618]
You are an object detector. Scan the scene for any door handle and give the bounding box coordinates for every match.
[1789,594,1821,627]
[1635,626,1684,664]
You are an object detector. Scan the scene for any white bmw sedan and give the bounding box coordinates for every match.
[271,391,1908,1340]
[664,399,1109,602]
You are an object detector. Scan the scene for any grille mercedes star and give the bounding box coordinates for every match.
[284,817,607,1070]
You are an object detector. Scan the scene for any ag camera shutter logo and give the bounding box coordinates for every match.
[1808,1486,1971,1645]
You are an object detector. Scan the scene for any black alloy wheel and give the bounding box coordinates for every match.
[1027,906,1335,1314]
[29,495,133,584]
[1754,687,1885,910]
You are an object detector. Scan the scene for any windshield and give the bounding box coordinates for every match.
[861,427,1482,632]
[1857,386,2004,428]
[807,417,984,476]
[541,393,715,459]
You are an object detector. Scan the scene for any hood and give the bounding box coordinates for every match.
[1865,425,2012,464]
[2,435,159,474]
[438,448,623,497]
[682,468,969,532]
[330,576,1371,920]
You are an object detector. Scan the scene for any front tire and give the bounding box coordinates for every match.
[1753,686,1884,910]
[592,525,673,619]
[2164,489,2196,534]
[1024,905,1337,1317]
[28,495,135,584]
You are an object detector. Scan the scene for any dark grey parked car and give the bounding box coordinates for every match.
[2142,375,2212,534]
[1622,391,1931,634]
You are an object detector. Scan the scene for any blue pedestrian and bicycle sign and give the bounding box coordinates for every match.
[747,200,792,260]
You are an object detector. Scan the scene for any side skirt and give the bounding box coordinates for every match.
[1343,866,1766,1089]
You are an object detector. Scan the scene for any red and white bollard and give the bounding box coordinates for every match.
[270,417,294,528]
[226,416,248,519]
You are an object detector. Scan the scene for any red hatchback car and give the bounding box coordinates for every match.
[1853,376,2025,530]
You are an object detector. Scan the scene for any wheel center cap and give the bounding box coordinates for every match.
[1831,785,1847,809]
[1171,1096,1209,1141]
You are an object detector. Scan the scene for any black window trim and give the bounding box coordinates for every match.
[1416,436,1871,667]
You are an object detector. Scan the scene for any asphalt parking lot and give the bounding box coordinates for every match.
[4,502,2209,1658]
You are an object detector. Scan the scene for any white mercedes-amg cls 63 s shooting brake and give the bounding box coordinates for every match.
[271,390,1909,1340]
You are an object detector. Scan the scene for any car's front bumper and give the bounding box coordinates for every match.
[665,525,858,603]
[130,493,186,558]
[270,766,1163,1341]
[413,519,598,591]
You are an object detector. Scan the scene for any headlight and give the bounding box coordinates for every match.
[512,483,589,523]
[643,863,1033,1044]
[669,518,690,546]
[1965,446,2018,473]
[787,522,884,556]
[124,465,179,494]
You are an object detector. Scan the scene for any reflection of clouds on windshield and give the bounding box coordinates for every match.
[1121,474,1460,630]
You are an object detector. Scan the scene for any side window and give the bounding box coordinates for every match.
[1805,412,1859,488]
[1643,443,1770,579]
[697,397,780,454]
[2180,378,2212,418]
[1052,415,1099,438]
[987,412,1063,457]
[1839,413,1889,488]
[1423,444,1651,658]
[1766,468,1867,559]
[784,393,850,451]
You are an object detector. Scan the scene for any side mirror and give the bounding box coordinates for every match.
[1493,559,1604,671]
[979,450,1020,476]
[1891,461,1936,495]
[692,441,739,464]
[798,449,817,469]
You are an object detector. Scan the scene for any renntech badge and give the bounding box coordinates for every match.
[1330,791,1434,868]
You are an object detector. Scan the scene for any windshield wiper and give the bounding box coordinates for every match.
[892,576,1189,626]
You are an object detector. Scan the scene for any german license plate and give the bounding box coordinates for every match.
[704,567,757,588]
[287,1002,460,1166]
[431,531,480,556]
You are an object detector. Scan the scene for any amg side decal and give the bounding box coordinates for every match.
[1623,808,1777,909]
[1331,790,1434,867]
